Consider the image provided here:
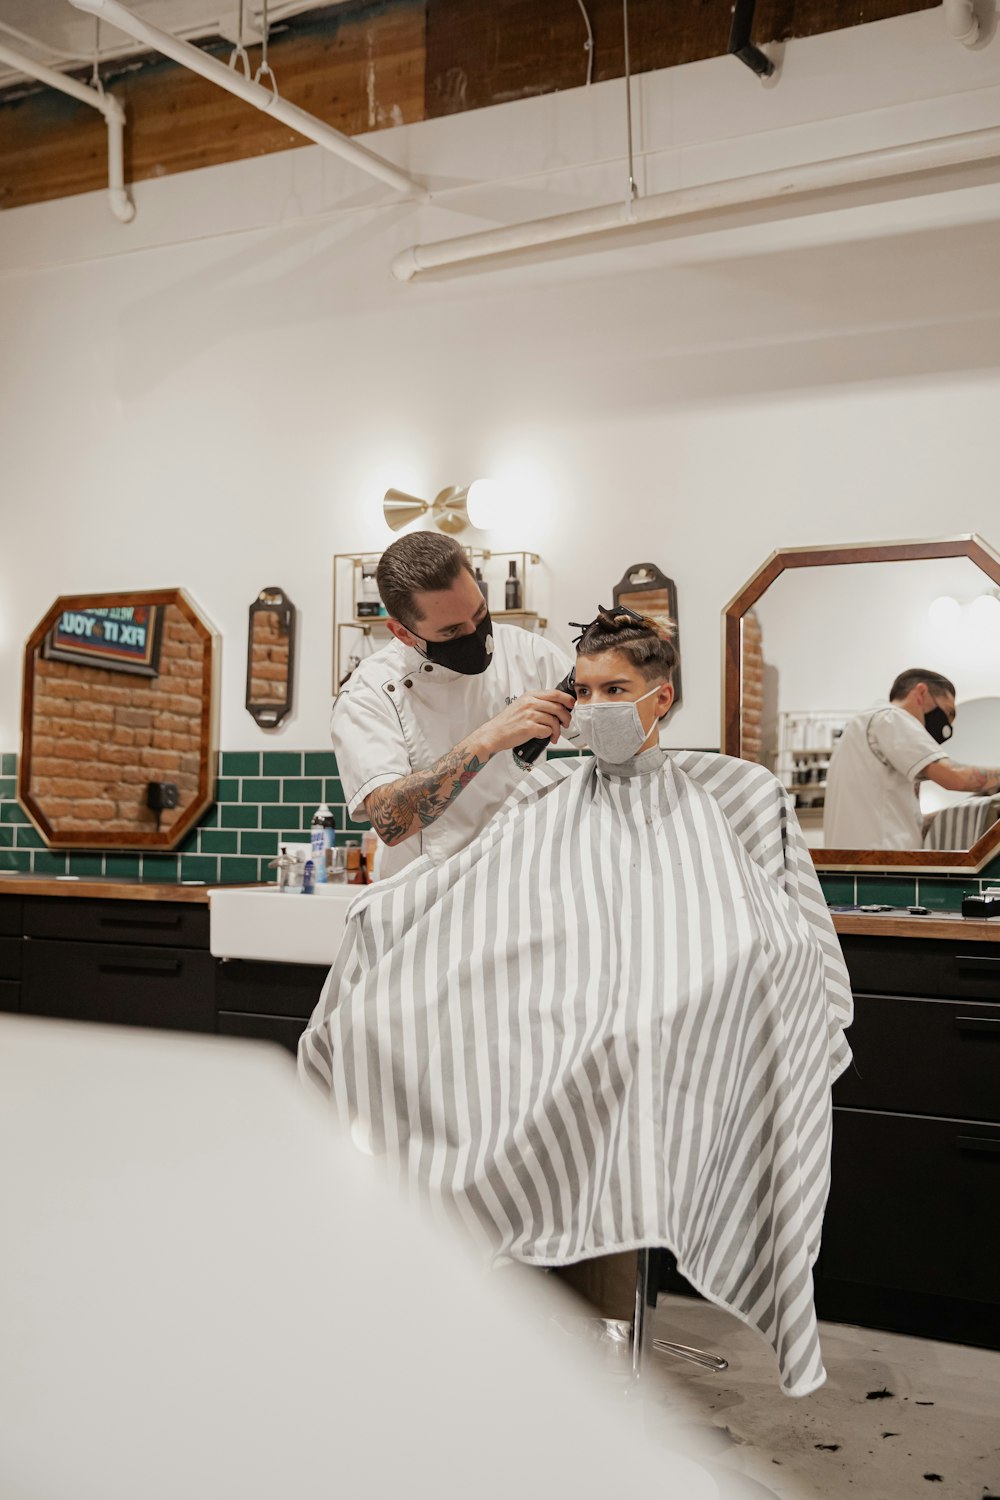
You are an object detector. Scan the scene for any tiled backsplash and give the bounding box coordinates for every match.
[3,747,997,899]
[0,750,366,884]
[818,866,1000,910]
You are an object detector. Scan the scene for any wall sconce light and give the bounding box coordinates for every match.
[383,486,471,535]
[382,478,508,535]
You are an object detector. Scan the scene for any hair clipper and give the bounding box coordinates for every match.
[513,671,577,767]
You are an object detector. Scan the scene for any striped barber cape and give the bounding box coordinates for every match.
[299,748,853,1396]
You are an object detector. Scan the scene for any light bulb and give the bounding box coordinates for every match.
[927,595,961,631]
[466,478,507,531]
[968,593,1000,630]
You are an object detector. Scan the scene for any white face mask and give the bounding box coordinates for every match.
[572,683,665,764]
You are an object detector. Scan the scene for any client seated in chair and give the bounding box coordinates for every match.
[299,607,853,1397]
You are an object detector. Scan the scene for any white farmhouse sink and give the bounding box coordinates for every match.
[209,884,359,966]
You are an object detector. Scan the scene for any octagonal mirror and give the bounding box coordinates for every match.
[723,535,1000,872]
[19,589,219,851]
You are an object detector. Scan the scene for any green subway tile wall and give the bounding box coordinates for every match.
[1,747,997,901]
[0,749,373,885]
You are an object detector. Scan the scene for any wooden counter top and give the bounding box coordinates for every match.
[0,876,267,904]
[832,909,1000,942]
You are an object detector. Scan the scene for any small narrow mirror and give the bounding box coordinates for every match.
[612,562,683,708]
[246,588,295,729]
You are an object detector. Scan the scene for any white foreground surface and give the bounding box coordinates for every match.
[209,881,356,964]
[0,1016,732,1499]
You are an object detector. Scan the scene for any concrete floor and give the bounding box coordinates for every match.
[638,1294,1000,1500]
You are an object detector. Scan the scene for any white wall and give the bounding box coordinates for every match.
[753,556,1000,714]
[3,5,1000,752]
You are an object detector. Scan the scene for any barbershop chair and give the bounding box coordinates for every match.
[629,1250,728,1381]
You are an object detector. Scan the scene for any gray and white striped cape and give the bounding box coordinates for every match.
[299,750,853,1396]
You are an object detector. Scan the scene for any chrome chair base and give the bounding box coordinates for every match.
[630,1249,729,1379]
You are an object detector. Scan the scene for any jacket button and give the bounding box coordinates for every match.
[404,679,413,688]
[423,663,433,672]
[386,684,395,693]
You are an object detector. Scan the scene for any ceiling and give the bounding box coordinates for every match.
[0,0,345,85]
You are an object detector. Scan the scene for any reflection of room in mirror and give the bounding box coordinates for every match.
[30,603,204,836]
[750,557,1000,851]
[250,611,289,705]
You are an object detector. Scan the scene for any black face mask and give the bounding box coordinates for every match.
[924,705,953,745]
[417,611,494,676]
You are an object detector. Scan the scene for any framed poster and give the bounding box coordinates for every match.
[612,562,682,709]
[42,603,164,677]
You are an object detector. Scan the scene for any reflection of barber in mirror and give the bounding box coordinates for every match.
[331,534,574,882]
[824,668,1000,850]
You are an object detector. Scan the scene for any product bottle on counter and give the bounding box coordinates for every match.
[505,560,521,611]
[310,803,337,883]
[302,858,316,895]
[361,829,379,883]
[475,567,489,606]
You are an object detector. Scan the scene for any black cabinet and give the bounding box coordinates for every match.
[0,895,22,1011]
[1,892,327,1055]
[16,895,214,1035]
[816,931,1000,1348]
[23,937,215,1033]
[215,958,328,1055]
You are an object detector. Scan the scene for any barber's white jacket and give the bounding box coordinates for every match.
[332,624,571,879]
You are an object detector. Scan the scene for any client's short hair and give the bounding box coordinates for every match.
[376,533,474,631]
[889,668,956,702]
[575,606,678,683]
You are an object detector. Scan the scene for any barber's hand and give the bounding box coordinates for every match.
[476,691,576,758]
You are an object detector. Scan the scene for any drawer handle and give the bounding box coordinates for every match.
[955,1135,1000,1157]
[955,1015,1000,1035]
[99,915,183,930]
[98,959,182,976]
[955,954,1000,974]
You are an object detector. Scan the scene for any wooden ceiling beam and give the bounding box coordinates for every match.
[0,0,937,213]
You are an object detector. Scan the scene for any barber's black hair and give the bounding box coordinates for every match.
[572,605,677,685]
[889,667,956,702]
[376,533,474,631]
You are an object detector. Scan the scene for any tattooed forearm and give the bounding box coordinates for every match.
[959,765,1000,794]
[925,759,1000,795]
[364,742,489,845]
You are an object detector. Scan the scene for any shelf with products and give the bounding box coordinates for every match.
[332,548,547,694]
[775,708,854,812]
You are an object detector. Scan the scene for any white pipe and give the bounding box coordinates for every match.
[392,122,1000,281]
[0,41,135,221]
[943,0,980,46]
[67,0,429,203]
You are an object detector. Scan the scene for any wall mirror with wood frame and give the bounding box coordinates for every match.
[19,589,219,852]
[723,536,1000,873]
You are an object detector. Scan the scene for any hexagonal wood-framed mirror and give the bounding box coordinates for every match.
[723,535,1000,873]
[19,589,219,851]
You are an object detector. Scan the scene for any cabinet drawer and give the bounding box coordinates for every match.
[0,980,20,1014]
[834,993,1000,1122]
[840,935,1000,1002]
[0,896,22,937]
[217,1011,307,1056]
[22,939,214,1033]
[23,898,208,950]
[0,935,21,980]
[215,959,328,1020]
[823,1108,1000,1305]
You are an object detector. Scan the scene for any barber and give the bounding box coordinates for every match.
[332,533,575,878]
[824,667,1000,850]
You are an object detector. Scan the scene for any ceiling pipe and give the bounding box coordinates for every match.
[392,121,1000,281]
[0,40,134,222]
[67,0,430,203]
[943,0,981,46]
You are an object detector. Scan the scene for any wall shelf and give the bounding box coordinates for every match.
[332,548,546,694]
